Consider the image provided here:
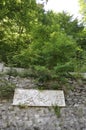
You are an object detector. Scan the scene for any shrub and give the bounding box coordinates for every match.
[0,79,16,100]
[12,31,78,84]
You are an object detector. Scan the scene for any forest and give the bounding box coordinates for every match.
[0,0,86,81]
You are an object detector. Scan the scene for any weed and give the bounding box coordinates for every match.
[52,105,61,118]
[0,79,16,99]
[18,104,28,109]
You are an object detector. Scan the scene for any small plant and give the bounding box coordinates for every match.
[37,86,45,90]
[18,69,35,78]
[18,104,28,109]
[0,79,16,99]
[6,67,18,77]
[52,105,61,118]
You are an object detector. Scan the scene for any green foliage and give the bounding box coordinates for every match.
[18,104,28,109]
[34,66,51,80]
[0,78,16,99]
[52,105,61,118]
[13,27,77,72]
[0,0,85,86]
[0,0,42,64]
[79,0,86,23]
[77,29,86,50]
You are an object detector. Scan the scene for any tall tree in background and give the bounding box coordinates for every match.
[13,11,81,72]
[79,0,86,23]
[0,0,85,73]
[78,0,86,50]
[78,0,86,71]
[0,0,43,64]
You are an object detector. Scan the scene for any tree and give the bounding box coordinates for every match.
[79,0,86,23]
[0,0,85,74]
[12,11,78,73]
[0,0,43,64]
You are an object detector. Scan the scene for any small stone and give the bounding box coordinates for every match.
[33,126,40,130]
[74,104,79,107]
[8,106,14,111]
[25,120,33,126]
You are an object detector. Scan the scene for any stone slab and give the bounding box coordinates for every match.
[13,89,66,107]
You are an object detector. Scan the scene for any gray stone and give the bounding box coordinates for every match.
[13,89,66,107]
[0,69,86,130]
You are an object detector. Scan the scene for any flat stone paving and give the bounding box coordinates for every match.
[13,89,66,107]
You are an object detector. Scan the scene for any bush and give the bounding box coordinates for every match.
[0,79,16,99]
